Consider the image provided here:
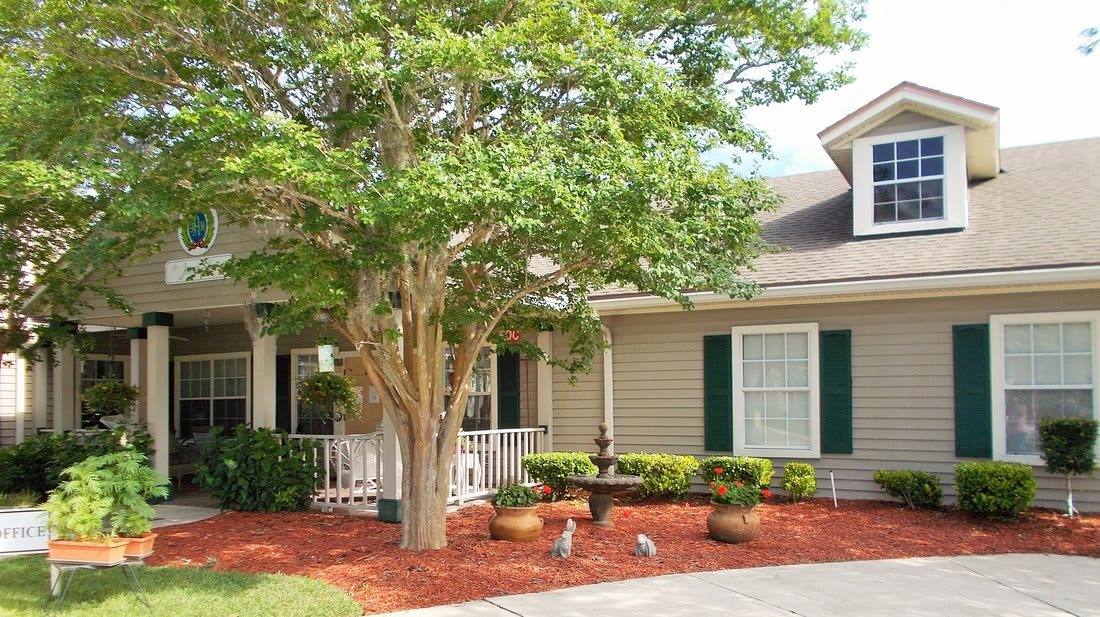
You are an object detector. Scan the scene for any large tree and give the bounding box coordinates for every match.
[2,0,865,549]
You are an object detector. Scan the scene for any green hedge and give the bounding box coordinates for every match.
[521,452,597,500]
[873,469,942,509]
[196,426,320,512]
[0,426,151,499]
[782,462,817,502]
[1038,417,1098,477]
[616,453,699,499]
[699,456,774,490]
[955,461,1036,518]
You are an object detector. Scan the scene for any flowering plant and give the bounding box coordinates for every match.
[534,484,554,501]
[491,484,540,508]
[709,467,773,507]
[298,372,361,419]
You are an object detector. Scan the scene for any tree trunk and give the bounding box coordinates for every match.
[398,425,454,550]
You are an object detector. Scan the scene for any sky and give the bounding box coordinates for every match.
[714,0,1100,177]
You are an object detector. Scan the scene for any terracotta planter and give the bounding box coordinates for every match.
[706,501,760,544]
[47,538,128,564]
[123,532,158,559]
[488,506,544,542]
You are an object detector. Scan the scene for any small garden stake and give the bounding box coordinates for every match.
[830,470,838,508]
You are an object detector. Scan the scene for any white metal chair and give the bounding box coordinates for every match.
[334,438,379,502]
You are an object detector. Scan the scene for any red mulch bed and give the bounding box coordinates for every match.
[147,497,1100,614]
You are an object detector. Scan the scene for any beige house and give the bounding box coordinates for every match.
[2,82,1099,511]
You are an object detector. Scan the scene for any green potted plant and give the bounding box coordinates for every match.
[488,484,544,542]
[105,449,171,558]
[43,445,169,563]
[43,456,126,564]
[298,372,361,420]
[81,381,139,427]
[705,465,772,544]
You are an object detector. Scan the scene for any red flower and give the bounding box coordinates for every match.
[733,480,743,487]
[761,489,773,499]
[540,485,552,495]
[713,467,724,475]
[717,485,728,496]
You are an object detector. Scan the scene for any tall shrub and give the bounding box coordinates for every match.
[197,426,320,512]
[1038,416,1099,517]
[955,461,1036,518]
[520,452,597,501]
[0,426,150,498]
[616,453,699,499]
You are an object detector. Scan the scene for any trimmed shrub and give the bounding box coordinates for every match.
[873,469,942,509]
[955,461,1036,518]
[700,456,774,490]
[782,462,817,502]
[196,426,320,512]
[616,453,700,499]
[521,452,597,501]
[0,426,151,499]
[1038,417,1098,477]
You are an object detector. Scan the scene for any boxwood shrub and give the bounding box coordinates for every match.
[699,456,774,490]
[520,452,597,501]
[782,462,818,502]
[196,426,320,512]
[873,469,943,509]
[955,461,1036,518]
[616,453,699,499]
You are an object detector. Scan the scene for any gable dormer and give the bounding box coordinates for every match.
[818,82,1000,238]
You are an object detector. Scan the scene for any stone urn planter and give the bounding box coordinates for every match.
[488,506,544,542]
[706,502,760,544]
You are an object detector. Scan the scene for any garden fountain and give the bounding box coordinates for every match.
[566,423,642,527]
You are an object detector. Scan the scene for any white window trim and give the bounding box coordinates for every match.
[990,311,1100,466]
[732,323,821,459]
[443,346,498,432]
[852,124,968,237]
[174,352,252,436]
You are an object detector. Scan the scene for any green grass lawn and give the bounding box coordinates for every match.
[0,555,362,617]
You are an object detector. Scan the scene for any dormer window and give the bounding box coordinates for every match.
[871,135,943,223]
[852,125,968,237]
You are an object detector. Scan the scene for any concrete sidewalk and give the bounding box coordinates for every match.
[377,554,1100,617]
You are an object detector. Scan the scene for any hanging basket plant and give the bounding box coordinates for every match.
[82,381,140,416]
[298,372,361,419]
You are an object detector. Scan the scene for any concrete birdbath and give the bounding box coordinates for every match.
[565,423,642,527]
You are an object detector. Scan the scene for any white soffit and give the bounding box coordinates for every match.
[818,82,1000,184]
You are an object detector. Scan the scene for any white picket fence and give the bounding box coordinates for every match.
[288,426,545,513]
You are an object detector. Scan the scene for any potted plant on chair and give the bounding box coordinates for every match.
[488,484,544,542]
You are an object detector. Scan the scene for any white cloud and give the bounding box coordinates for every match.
[728,0,1100,177]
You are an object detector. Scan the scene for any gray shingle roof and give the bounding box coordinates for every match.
[590,137,1100,299]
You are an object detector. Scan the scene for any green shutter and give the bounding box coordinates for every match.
[703,334,733,451]
[820,329,853,454]
[497,351,520,429]
[953,324,992,458]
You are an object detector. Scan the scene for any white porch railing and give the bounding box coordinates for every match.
[450,427,545,504]
[288,426,546,512]
[288,432,383,514]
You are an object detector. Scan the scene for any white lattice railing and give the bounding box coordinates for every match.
[288,426,546,512]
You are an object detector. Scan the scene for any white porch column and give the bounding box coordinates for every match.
[52,344,77,433]
[129,329,147,423]
[601,325,614,446]
[252,332,277,428]
[536,331,554,451]
[144,312,173,478]
[33,356,48,433]
[14,356,27,443]
[378,308,403,523]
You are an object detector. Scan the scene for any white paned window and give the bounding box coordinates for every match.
[852,125,968,237]
[991,312,1100,464]
[176,353,250,437]
[733,323,820,458]
[445,347,493,432]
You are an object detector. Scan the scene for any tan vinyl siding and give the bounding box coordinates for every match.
[551,334,603,452]
[80,222,287,321]
[599,289,1100,511]
[0,356,14,444]
[862,111,953,138]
